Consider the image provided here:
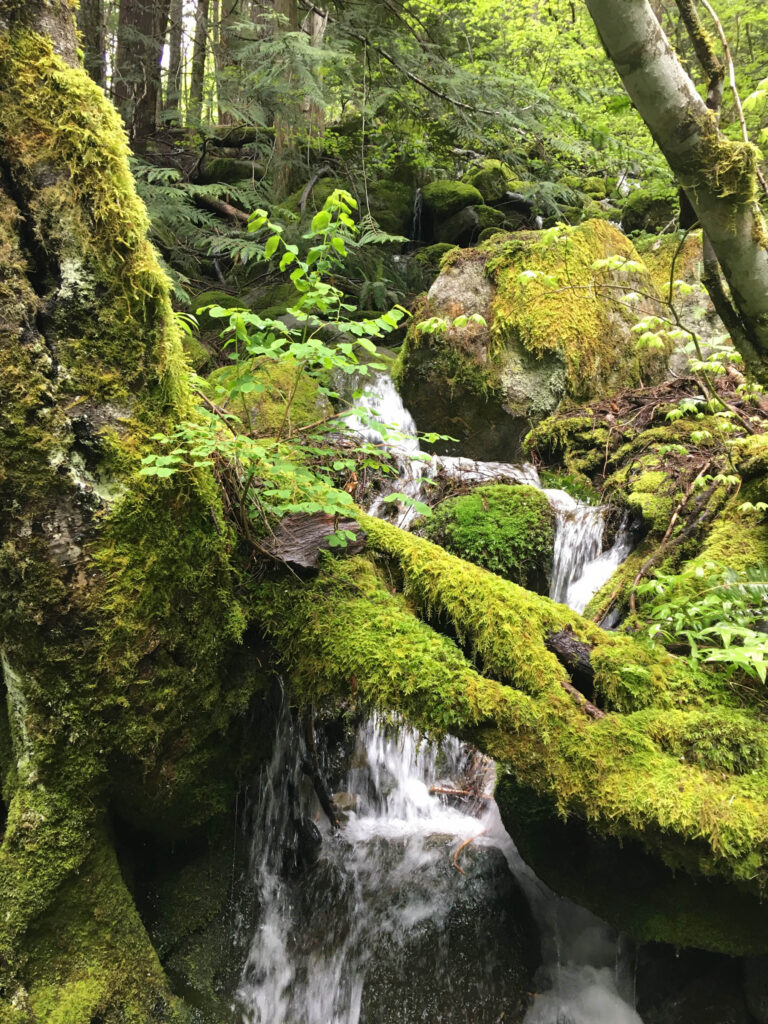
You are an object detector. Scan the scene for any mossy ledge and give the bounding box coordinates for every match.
[253,515,768,936]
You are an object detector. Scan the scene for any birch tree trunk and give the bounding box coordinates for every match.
[585,0,768,376]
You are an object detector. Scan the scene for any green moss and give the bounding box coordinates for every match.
[475,205,505,231]
[621,185,678,234]
[0,28,252,1016]
[366,179,413,236]
[203,358,331,436]
[252,520,768,896]
[24,827,186,1024]
[463,160,513,204]
[634,230,703,299]
[485,219,655,398]
[422,484,554,590]
[422,180,484,218]
[192,289,238,332]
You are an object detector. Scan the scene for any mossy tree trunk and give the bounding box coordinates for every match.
[586,0,768,377]
[0,2,249,1018]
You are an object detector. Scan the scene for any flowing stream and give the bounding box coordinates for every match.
[237,369,642,1022]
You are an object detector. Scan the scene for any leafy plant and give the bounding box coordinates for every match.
[637,564,768,683]
[140,189,424,543]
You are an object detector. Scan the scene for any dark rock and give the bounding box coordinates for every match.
[745,956,768,1023]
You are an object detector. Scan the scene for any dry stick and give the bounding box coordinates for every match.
[700,0,768,198]
[452,830,486,875]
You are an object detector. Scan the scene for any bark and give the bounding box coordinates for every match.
[76,0,106,88]
[273,0,299,196]
[0,5,246,1014]
[164,0,184,115]
[113,0,170,153]
[585,0,768,376]
[189,0,209,124]
[214,0,240,124]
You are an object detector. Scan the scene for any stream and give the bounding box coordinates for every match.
[236,370,643,1023]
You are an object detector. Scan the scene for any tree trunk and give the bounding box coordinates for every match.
[585,0,768,376]
[76,0,106,88]
[0,1,244,1014]
[113,0,170,153]
[164,0,184,116]
[214,0,240,124]
[273,0,299,197]
[189,0,209,124]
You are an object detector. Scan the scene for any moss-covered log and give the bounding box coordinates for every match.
[253,515,768,922]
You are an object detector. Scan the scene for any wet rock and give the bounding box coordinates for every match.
[648,970,753,1024]
[359,839,535,1023]
[744,956,768,1023]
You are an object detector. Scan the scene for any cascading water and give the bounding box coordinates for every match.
[237,367,644,1022]
[237,704,644,1024]
[545,490,634,614]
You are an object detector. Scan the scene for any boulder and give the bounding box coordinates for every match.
[435,204,506,246]
[395,219,666,459]
[422,179,484,219]
[621,185,679,234]
[463,158,515,204]
[421,484,554,592]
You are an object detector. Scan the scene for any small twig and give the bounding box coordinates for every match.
[559,679,605,720]
[452,830,486,875]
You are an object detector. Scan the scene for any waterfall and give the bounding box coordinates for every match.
[546,490,634,614]
[341,369,632,615]
[237,705,643,1024]
[236,368,645,1022]
[411,186,423,242]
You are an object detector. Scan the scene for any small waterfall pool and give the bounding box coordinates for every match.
[237,367,643,1022]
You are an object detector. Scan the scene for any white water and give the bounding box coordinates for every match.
[342,369,632,610]
[236,368,643,1022]
[237,706,643,1024]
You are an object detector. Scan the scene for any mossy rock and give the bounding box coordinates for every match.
[180,332,212,372]
[283,176,347,218]
[621,185,679,234]
[203,358,331,436]
[478,226,505,242]
[495,777,768,956]
[366,179,413,236]
[198,156,258,184]
[422,484,554,592]
[192,289,238,332]
[412,243,458,287]
[435,204,505,247]
[422,180,484,218]
[396,219,667,459]
[463,159,514,205]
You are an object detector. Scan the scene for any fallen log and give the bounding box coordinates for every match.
[260,513,366,570]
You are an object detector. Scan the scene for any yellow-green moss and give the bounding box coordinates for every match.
[203,358,331,437]
[484,219,656,398]
[252,522,768,897]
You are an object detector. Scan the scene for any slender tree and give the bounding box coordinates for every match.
[165,0,184,117]
[586,0,768,376]
[113,0,170,152]
[189,0,209,124]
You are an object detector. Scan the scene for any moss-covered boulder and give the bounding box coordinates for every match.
[198,156,258,184]
[435,204,506,246]
[412,243,458,288]
[204,359,331,436]
[422,484,554,592]
[621,184,679,234]
[395,219,667,459]
[366,178,413,236]
[463,159,515,204]
[422,180,484,219]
